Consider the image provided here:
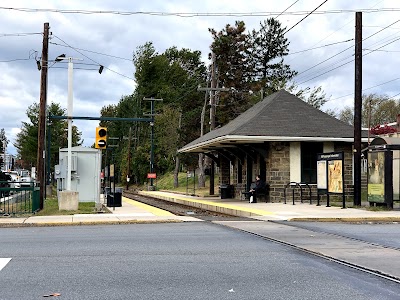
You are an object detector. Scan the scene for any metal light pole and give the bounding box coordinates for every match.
[55,54,78,191]
[67,57,73,190]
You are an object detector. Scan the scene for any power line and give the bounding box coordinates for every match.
[363,48,400,52]
[276,0,299,19]
[0,32,42,37]
[284,0,329,34]
[49,42,132,61]
[288,38,354,55]
[388,92,400,100]
[0,6,400,17]
[0,58,32,62]
[330,77,400,101]
[52,35,135,81]
[295,18,400,81]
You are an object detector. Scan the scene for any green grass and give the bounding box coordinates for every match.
[147,172,219,197]
[35,196,99,216]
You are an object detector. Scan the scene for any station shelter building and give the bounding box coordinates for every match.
[178,90,368,202]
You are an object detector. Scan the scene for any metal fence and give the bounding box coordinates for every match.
[0,181,40,216]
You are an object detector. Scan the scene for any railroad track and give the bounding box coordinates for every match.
[123,190,252,221]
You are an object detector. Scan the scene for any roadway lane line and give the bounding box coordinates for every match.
[0,258,11,271]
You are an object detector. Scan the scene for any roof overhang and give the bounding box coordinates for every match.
[179,135,366,153]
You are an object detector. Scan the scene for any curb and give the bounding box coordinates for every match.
[0,219,183,228]
[288,217,400,223]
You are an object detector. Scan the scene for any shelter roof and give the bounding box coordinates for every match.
[179,90,359,153]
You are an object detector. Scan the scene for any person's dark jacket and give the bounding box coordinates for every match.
[254,179,266,193]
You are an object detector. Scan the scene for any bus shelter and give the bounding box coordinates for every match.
[368,137,400,208]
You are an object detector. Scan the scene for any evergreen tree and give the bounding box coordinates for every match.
[14,102,82,168]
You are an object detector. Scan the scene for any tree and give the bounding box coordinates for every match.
[100,43,206,187]
[14,102,82,168]
[250,19,297,94]
[338,94,400,127]
[270,79,330,110]
[209,21,253,125]
[209,19,298,125]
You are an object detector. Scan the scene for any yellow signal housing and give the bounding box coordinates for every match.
[95,127,108,149]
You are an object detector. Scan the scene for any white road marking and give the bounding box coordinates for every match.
[0,258,11,271]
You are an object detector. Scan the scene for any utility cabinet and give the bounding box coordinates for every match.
[55,146,101,203]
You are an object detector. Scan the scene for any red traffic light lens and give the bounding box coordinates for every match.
[98,128,107,137]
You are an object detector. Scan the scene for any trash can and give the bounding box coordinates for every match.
[113,187,123,207]
[220,184,233,199]
[106,194,114,207]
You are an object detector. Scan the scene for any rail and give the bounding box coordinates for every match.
[283,182,312,205]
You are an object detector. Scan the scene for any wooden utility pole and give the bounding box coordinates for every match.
[37,22,49,210]
[354,12,362,206]
[197,54,229,196]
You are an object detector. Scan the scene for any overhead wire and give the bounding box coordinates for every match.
[0,32,42,37]
[1,6,400,17]
[330,77,400,101]
[275,0,300,19]
[295,18,400,83]
[284,0,329,34]
[49,41,132,61]
[288,39,354,55]
[52,35,136,81]
[0,58,32,63]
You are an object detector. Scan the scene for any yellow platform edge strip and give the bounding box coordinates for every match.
[140,191,275,216]
[122,196,175,216]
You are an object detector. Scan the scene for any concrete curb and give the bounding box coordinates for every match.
[288,217,400,223]
[0,219,184,228]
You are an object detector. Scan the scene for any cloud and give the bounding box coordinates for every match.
[1,0,400,157]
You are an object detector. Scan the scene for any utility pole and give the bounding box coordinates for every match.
[37,22,49,210]
[197,54,229,195]
[354,12,362,206]
[126,126,132,191]
[143,97,163,190]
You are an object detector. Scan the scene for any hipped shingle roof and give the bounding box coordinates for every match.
[179,90,355,153]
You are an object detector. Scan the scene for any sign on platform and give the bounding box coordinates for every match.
[147,173,157,179]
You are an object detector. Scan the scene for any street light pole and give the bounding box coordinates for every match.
[67,57,73,190]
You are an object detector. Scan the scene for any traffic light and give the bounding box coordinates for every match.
[95,127,107,149]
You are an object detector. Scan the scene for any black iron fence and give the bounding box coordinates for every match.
[0,181,40,216]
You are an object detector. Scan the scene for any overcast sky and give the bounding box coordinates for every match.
[1,0,400,156]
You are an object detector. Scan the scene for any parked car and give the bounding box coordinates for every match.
[5,171,21,190]
[0,171,11,197]
[19,170,33,187]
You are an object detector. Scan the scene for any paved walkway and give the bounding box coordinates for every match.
[0,191,399,227]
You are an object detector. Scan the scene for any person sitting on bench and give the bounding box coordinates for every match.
[249,175,266,203]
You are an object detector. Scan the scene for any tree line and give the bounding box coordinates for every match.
[10,18,400,187]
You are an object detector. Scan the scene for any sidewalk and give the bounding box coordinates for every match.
[0,191,399,227]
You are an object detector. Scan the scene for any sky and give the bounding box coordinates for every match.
[1,0,400,157]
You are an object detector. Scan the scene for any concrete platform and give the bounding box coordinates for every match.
[138,190,400,222]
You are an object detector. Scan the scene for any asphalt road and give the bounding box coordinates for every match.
[1,222,400,300]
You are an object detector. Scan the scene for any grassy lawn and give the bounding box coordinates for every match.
[35,195,100,216]
[152,172,219,197]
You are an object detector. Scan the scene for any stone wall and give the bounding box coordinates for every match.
[229,141,361,203]
[266,141,290,202]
